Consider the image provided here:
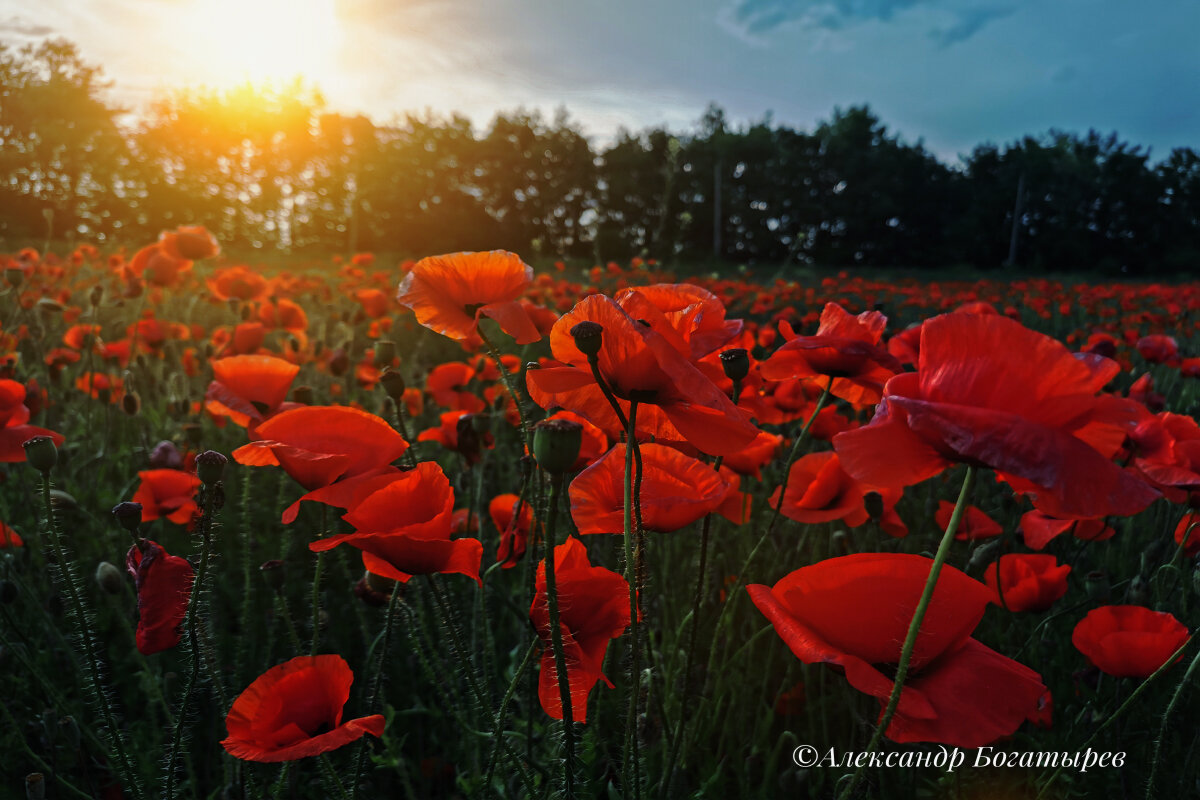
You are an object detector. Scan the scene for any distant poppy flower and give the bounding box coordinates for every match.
[1129,412,1200,499]
[834,313,1158,519]
[935,502,1002,541]
[310,461,482,584]
[1019,511,1114,550]
[770,451,870,527]
[397,250,541,345]
[131,470,201,525]
[0,379,63,461]
[983,554,1071,612]
[206,355,301,429]
[490,493,533,568]
[128,243,192,289]
[614,283,742,359]
[1136,335,1179,365]
[426,362,486,413]
[125,539,194,655]
[761,303,903,406]
[530,536,630,721]
[570,443,729,534]
[354,288,392,319]
[207,265,268,302]
[159,225,219,261]
[222,654,385,762]
[0,522,22,547]
[748,553,1046,747]
[233,405,410,523]
[1072,606,1190,678]
[526,294,758,456]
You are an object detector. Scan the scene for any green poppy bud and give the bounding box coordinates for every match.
[5,268,23,288]
[378,370,406,402]
[111,501,143,533]
[373,340,397,367]
[533,418,584,475]
[94,562,124,595]
[22,436,57,474]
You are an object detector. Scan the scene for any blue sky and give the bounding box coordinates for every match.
[1,0,1197,163]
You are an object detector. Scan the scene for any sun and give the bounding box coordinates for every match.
[183,0,341,87]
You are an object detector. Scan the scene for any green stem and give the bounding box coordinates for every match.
[542,473,576,798]
[478,325,533,448]
[40,473,143,800]
[165,482,218,800]
[351,583,403,799]
[623,400,643,800]
[483,638,541,791]
[1145,637,1199,800]
[836,465,976,800]
[0,695,94,800]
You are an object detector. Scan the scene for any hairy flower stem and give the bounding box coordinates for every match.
[542,473,577,798]
[767,374,834,535]
[1144,638,1200,800]
[837,465,976,800]
[478,325,533,448]
[388,396,419,468]
[483,638,540,790]
[39,473,143,800]
[351,584,403,799]
[622,400,644,800]
[165,482,218,800]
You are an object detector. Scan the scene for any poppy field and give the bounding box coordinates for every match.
[1,229,1199,800]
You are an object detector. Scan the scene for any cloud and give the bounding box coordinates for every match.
[0,15,54,36]
[928,6,1014,47]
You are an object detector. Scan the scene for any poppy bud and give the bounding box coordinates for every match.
[149,440,183,470]
[22,436,57,473]
[373,340,397,367]
[365,569,398,596]
[329,348,350,376]
[569,321,604,358]
[378,370,406,402]
[1085,570,1110,602]
[5,268,23,287]
[95,562,124,595]
[112,501,143,533]
[89,285,103,307]
[0,580,16,604]
[25,773,45,800]
[195,450,228,486]
[291,385,315,405]
[122,391,141,416]
[455,414,483,463]
[1126,575,1148,606]
[260,560,286,593]
[719,348,750,382]
[533,418,583,475]
[863,491,884,521]
[36,298,63,314]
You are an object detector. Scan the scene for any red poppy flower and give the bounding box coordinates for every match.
[490,493,533,568]
[983,554,1071,612]
[128,243,192,289]
[1136,335,1179,365]
[1072,606,1190,678]
[834,313,1158,519]
[569,443,729,534]
[526,294,758,456]
[310,461,482,584]
[397,251,541,345]
[1,521,22,548]
[530,536,630,721]
[0,379,63,461]
[354,288,392,319]
[159,225,219,261]
[1019,511,1114,550]
[1129,412,1200,499]
[207,265,269,302]
[222,655,385,762]
[233,406,410,522]
[206,355,301,429]
[1175,512,1200,557]
[748,553,1046,747]
[426,362,486,413]
[125,539,194,655]
[769,451,870,526]
[761,303,903,406]
[131,470,201,525]
[721,430,782,479]
[935,502,1002,541]
[613,283,742,359]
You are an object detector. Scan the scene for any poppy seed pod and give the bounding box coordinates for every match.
[373,340,397,367]
[378,370,406,402]
[95,562,124,595]
[122,391,141,416]
[25,773,45,800]
[5,268,23,287]
[195,450,228,486]
[533,418,584,475]
[112,501,143,533]
[291,385,315,405]
[22,435,57,473]
[719,348,750,382]
[569,320,604,358]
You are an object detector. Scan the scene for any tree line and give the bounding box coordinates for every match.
[3,38,1199,274]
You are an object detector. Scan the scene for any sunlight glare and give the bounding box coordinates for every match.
[184,0,341,87]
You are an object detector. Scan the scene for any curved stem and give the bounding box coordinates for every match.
[351,583,403,798]
[1144,638,1200,799]
[623,400,643,800]
[836,465,975,800]
[478,325,533,448]
[483,638,540,792]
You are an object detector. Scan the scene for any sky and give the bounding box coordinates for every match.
[1,0,1198,164]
